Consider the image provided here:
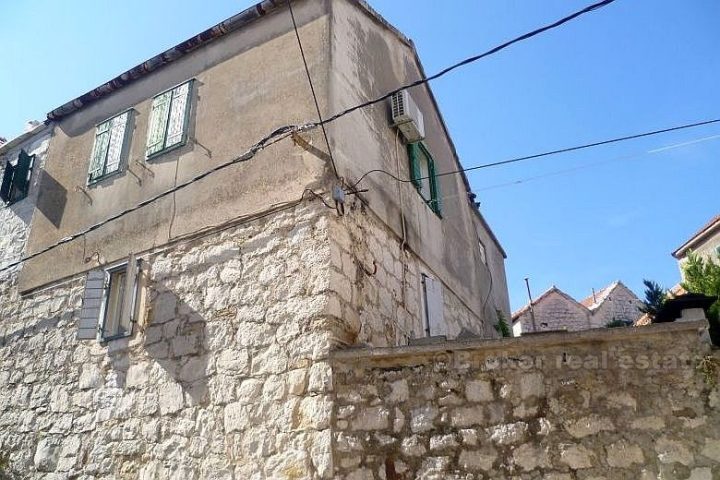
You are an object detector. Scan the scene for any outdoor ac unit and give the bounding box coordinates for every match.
[390,90,425,143]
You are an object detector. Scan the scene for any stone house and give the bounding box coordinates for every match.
[673,213,720,278]
[0,0,509,478]
[512,281,642,335]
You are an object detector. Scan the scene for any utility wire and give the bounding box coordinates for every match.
[0,124,314,275]
[286,0,340,180]
[0,0,625,274]
[317,0,618,128]
[350,118,720,189]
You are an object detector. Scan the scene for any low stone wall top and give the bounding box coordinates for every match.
[330,321,720,479]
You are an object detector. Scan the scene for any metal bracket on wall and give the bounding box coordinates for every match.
[74,186,93,205]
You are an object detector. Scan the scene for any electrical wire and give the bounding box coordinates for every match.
[0,0,640,275]
[349,118,720,189]
[317,0,618,129]
[0,124,314,275]
[286,0,340,180]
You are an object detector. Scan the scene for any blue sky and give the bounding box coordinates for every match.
[2,0,718,310]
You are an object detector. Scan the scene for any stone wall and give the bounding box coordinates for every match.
[327,201,496,349]
[331,320,720,479]
[0,203,338,479]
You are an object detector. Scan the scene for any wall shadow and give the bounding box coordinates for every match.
[142,283,209,405]
[35,170,67,229]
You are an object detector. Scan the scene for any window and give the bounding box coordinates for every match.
[78,255,141,341]
[478,239,487,265]
[88,110,132,184]
[1,149,34,204]
[421,273,445,336]
[146,80,193,159]
[408,142,441,216]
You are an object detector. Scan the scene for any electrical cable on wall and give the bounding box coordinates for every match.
[286,0,341,180]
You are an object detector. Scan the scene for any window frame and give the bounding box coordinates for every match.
[87,109,134,186]
[1,149,35,206]
[98,260,139,342]
[408,142,442,217]
[145,79,194,161]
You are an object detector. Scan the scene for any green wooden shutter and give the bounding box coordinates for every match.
[146,91,172,157]
[88,121,111,182]
[0,163,14,203]
[428,158,441,216]
[105,111,130,174]
[165,81,191,148]
[407,143,423,190]
[12,150,34,199]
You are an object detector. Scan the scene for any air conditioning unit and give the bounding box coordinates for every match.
[390,90,425,143]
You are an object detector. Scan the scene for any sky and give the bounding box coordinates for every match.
[2,0,719,311]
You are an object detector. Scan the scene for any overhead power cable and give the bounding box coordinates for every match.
[286,0,340,180]
[317,0,618,128]
[349,118,720,189]
[0,0,622,274]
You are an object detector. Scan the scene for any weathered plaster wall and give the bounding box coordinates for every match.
[327,0,510,328]
[0,203,340,479]
[21,0,332,292]
[677,228,720,280]
[331,321,720,479]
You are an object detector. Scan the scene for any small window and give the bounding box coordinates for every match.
[408,142,441,216]
[146,80,194,159]
[1,149,34,204]
[88,110,132,184]
[478,239,487,265]
[78,255,141,341]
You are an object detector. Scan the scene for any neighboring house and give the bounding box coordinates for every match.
[0,1,510,477]
[512,281,643,335]
[672,214,720,278]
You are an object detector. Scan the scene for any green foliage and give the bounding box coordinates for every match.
[639,279,667,318]
[606,319,629,328]
[682,250,720,346]
[494,310,512,338]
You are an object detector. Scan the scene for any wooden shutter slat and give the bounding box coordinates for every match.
[165,82,191,148]
[428,158,441,215]
[13,150,34,199]
[105,112,129,174]
[77,269,107,340]
[146,91,172,157]
[424,275,445,336]
[119,254,138,336]
[0,162,14,203]
[88,127,111,182]
[408,143,423,191]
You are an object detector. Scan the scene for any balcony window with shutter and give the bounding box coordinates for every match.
[408,142,442,217]
[146,80,194,159]
[87,110,132,184]
[1,149,34,205]
[78,255,141,342]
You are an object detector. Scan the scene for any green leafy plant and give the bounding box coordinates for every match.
[682,250,720,345]
[639,279,667,319]
[494,310,512,338]
[606,319,629,328]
